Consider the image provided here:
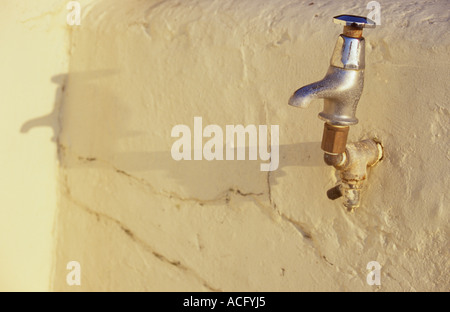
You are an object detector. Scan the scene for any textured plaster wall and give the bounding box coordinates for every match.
[53,0,449,291]
[0,1,70,291]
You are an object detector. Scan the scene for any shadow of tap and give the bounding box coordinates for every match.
[20,74,67,142]
[109,142,324,173]
[113,142,323,191]
[62,141,324,203]
[21,70,324,204]
[20,70,118,142]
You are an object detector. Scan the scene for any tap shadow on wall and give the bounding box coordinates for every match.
[109,143,324,176]
[21,72,324,201]
[71,142,324,200]
[20,74,67,142]
[20,71,118,142]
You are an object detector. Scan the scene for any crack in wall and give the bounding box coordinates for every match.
[280,214,313,241]
[261,161,346,272]
[114,167,264,204]
[62,189,221,292]
[20,3,66,28]
[251,181,341,270]
[278,212,361,277]
[55,80,67,162]
[267,171,273,206]
[73,152,265,205]
[60,128,349,284]
[63,146,345,283]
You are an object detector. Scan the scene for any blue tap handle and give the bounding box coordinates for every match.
[333,15,376,28]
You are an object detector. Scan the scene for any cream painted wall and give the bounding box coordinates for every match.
[8,0,447,291]
[0,1,70,291]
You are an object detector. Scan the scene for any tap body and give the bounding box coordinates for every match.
[289,35,366,126]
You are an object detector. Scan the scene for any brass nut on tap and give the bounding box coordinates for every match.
[321,123,349,154]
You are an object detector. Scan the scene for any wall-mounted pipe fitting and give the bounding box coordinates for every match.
[326,139,383,211]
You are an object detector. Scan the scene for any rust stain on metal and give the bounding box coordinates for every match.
[343,26,363,38]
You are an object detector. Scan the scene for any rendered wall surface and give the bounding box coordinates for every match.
[4,0,448,291]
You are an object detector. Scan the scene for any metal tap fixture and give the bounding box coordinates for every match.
[288,15,383,211]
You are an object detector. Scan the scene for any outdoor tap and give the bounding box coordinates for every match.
[288,15,383,211]
[289,15,375,154]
